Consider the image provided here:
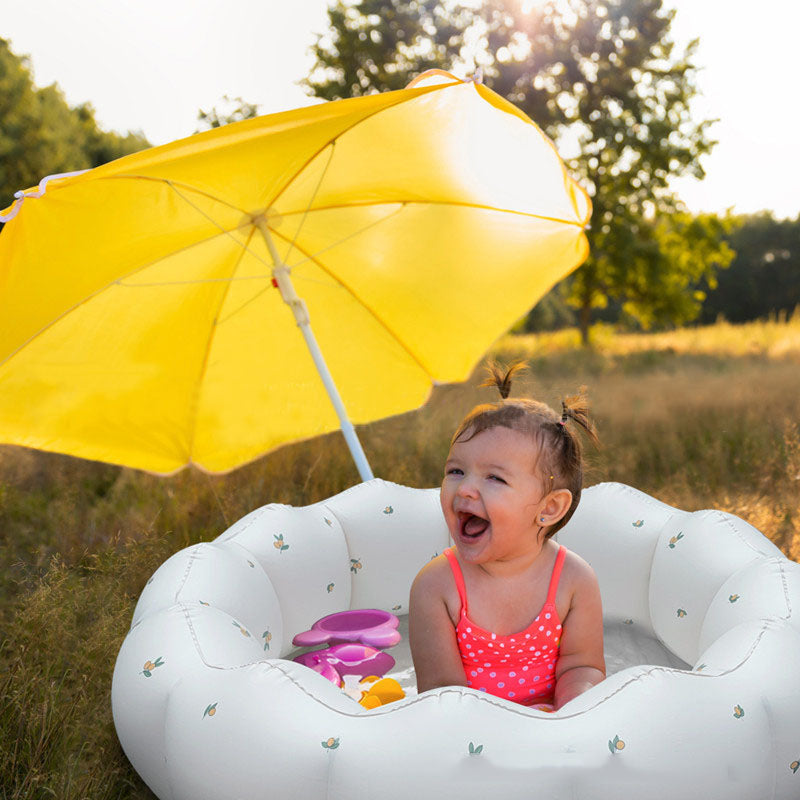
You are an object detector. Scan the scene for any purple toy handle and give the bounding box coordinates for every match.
[303,658,343,686]
[292,608,401,650]
[294,644,395,683]
[291,629,331,647]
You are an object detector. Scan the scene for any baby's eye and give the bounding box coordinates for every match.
[487,474,507,484]
[445,467,463,477]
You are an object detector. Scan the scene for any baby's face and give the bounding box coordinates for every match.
[441,426,548,565]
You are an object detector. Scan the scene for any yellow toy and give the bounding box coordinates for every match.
[357,676,406,709]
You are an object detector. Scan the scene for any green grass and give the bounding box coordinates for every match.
[1,317,799,798]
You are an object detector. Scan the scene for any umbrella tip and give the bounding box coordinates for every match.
[469,67,484,85]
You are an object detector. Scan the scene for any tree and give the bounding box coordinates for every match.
[481,0,729,340]
[306,0,730,341]
[0,38,148,216]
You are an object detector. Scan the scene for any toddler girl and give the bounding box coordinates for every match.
[409,363,605,710]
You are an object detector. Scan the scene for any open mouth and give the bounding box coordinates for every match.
[459,512,489,539]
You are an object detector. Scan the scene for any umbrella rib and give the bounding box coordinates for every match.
[97,169,586,230]
[277,198,587,229]
[279,142,336,266]
[90,168,585,243]
[249,203,406,285]
[114,192,410,299]
[0,175,303,371]
[0,224,261,371]
[82,79,447,236]
[184,225,257,464]
[98,173,250,216]
[267,224,438,383]
[263,79,590,230]
[108,188,583,292]
[103,174,587,230]
[265,81,451,212]
[215,203,406,324]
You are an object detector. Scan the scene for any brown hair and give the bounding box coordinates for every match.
[451,361,599,537]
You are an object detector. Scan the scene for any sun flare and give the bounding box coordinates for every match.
[520,0,573,14]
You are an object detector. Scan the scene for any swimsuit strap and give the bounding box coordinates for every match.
[445,545,565,615]
[544,545,567,606]
[443,548,468,615]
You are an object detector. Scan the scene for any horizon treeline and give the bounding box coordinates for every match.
[524,211,800,332]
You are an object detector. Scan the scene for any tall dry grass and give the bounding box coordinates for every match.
[1,317,799,798]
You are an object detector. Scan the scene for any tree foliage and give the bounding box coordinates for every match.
[305,0,731,340]
[196,95,260,131]
[304,0,471,98]
[633,211,735,328]
[0,38,148,213]
[700,213,800,323]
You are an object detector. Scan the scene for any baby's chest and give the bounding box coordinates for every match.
[464,581,568,635]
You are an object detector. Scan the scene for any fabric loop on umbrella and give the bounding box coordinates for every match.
[0,170,90,222]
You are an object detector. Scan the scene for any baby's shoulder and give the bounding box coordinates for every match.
[557,546,600,591]
[411,551,454,594]
[410,551,461,622]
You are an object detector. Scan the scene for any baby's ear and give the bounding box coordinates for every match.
[542,489,573,524]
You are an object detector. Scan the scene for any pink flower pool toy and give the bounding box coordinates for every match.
[292,609,401,686]
[295,656,342,686]
[293,643,396,682]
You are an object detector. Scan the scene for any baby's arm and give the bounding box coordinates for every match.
[409,558,468,693]
[553,554,605,710]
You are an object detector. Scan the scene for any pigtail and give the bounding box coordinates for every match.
[560,386,599,447]
[480,360,528,400]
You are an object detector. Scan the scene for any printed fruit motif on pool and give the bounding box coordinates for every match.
[141,657,164,677]
[608,735,625,753]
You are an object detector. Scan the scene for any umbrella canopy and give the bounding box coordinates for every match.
[0,71,590,476]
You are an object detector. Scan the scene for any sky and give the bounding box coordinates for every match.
[2,0,799,219]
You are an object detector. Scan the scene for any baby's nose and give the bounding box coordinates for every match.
[455,476,478,497]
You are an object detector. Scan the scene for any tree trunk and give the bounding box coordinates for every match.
[579,301,592,347]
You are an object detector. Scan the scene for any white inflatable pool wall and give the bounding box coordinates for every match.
[112,481,800,799]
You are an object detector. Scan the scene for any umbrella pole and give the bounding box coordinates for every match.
[254,218,375,483]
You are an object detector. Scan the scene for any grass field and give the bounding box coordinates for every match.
[2,315,799,799]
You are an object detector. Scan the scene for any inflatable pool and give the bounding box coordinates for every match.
[112,480,800,799]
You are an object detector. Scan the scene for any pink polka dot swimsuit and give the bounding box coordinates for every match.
[444,545,566,706]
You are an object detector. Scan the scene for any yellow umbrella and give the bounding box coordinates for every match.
[0,71,590,478]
